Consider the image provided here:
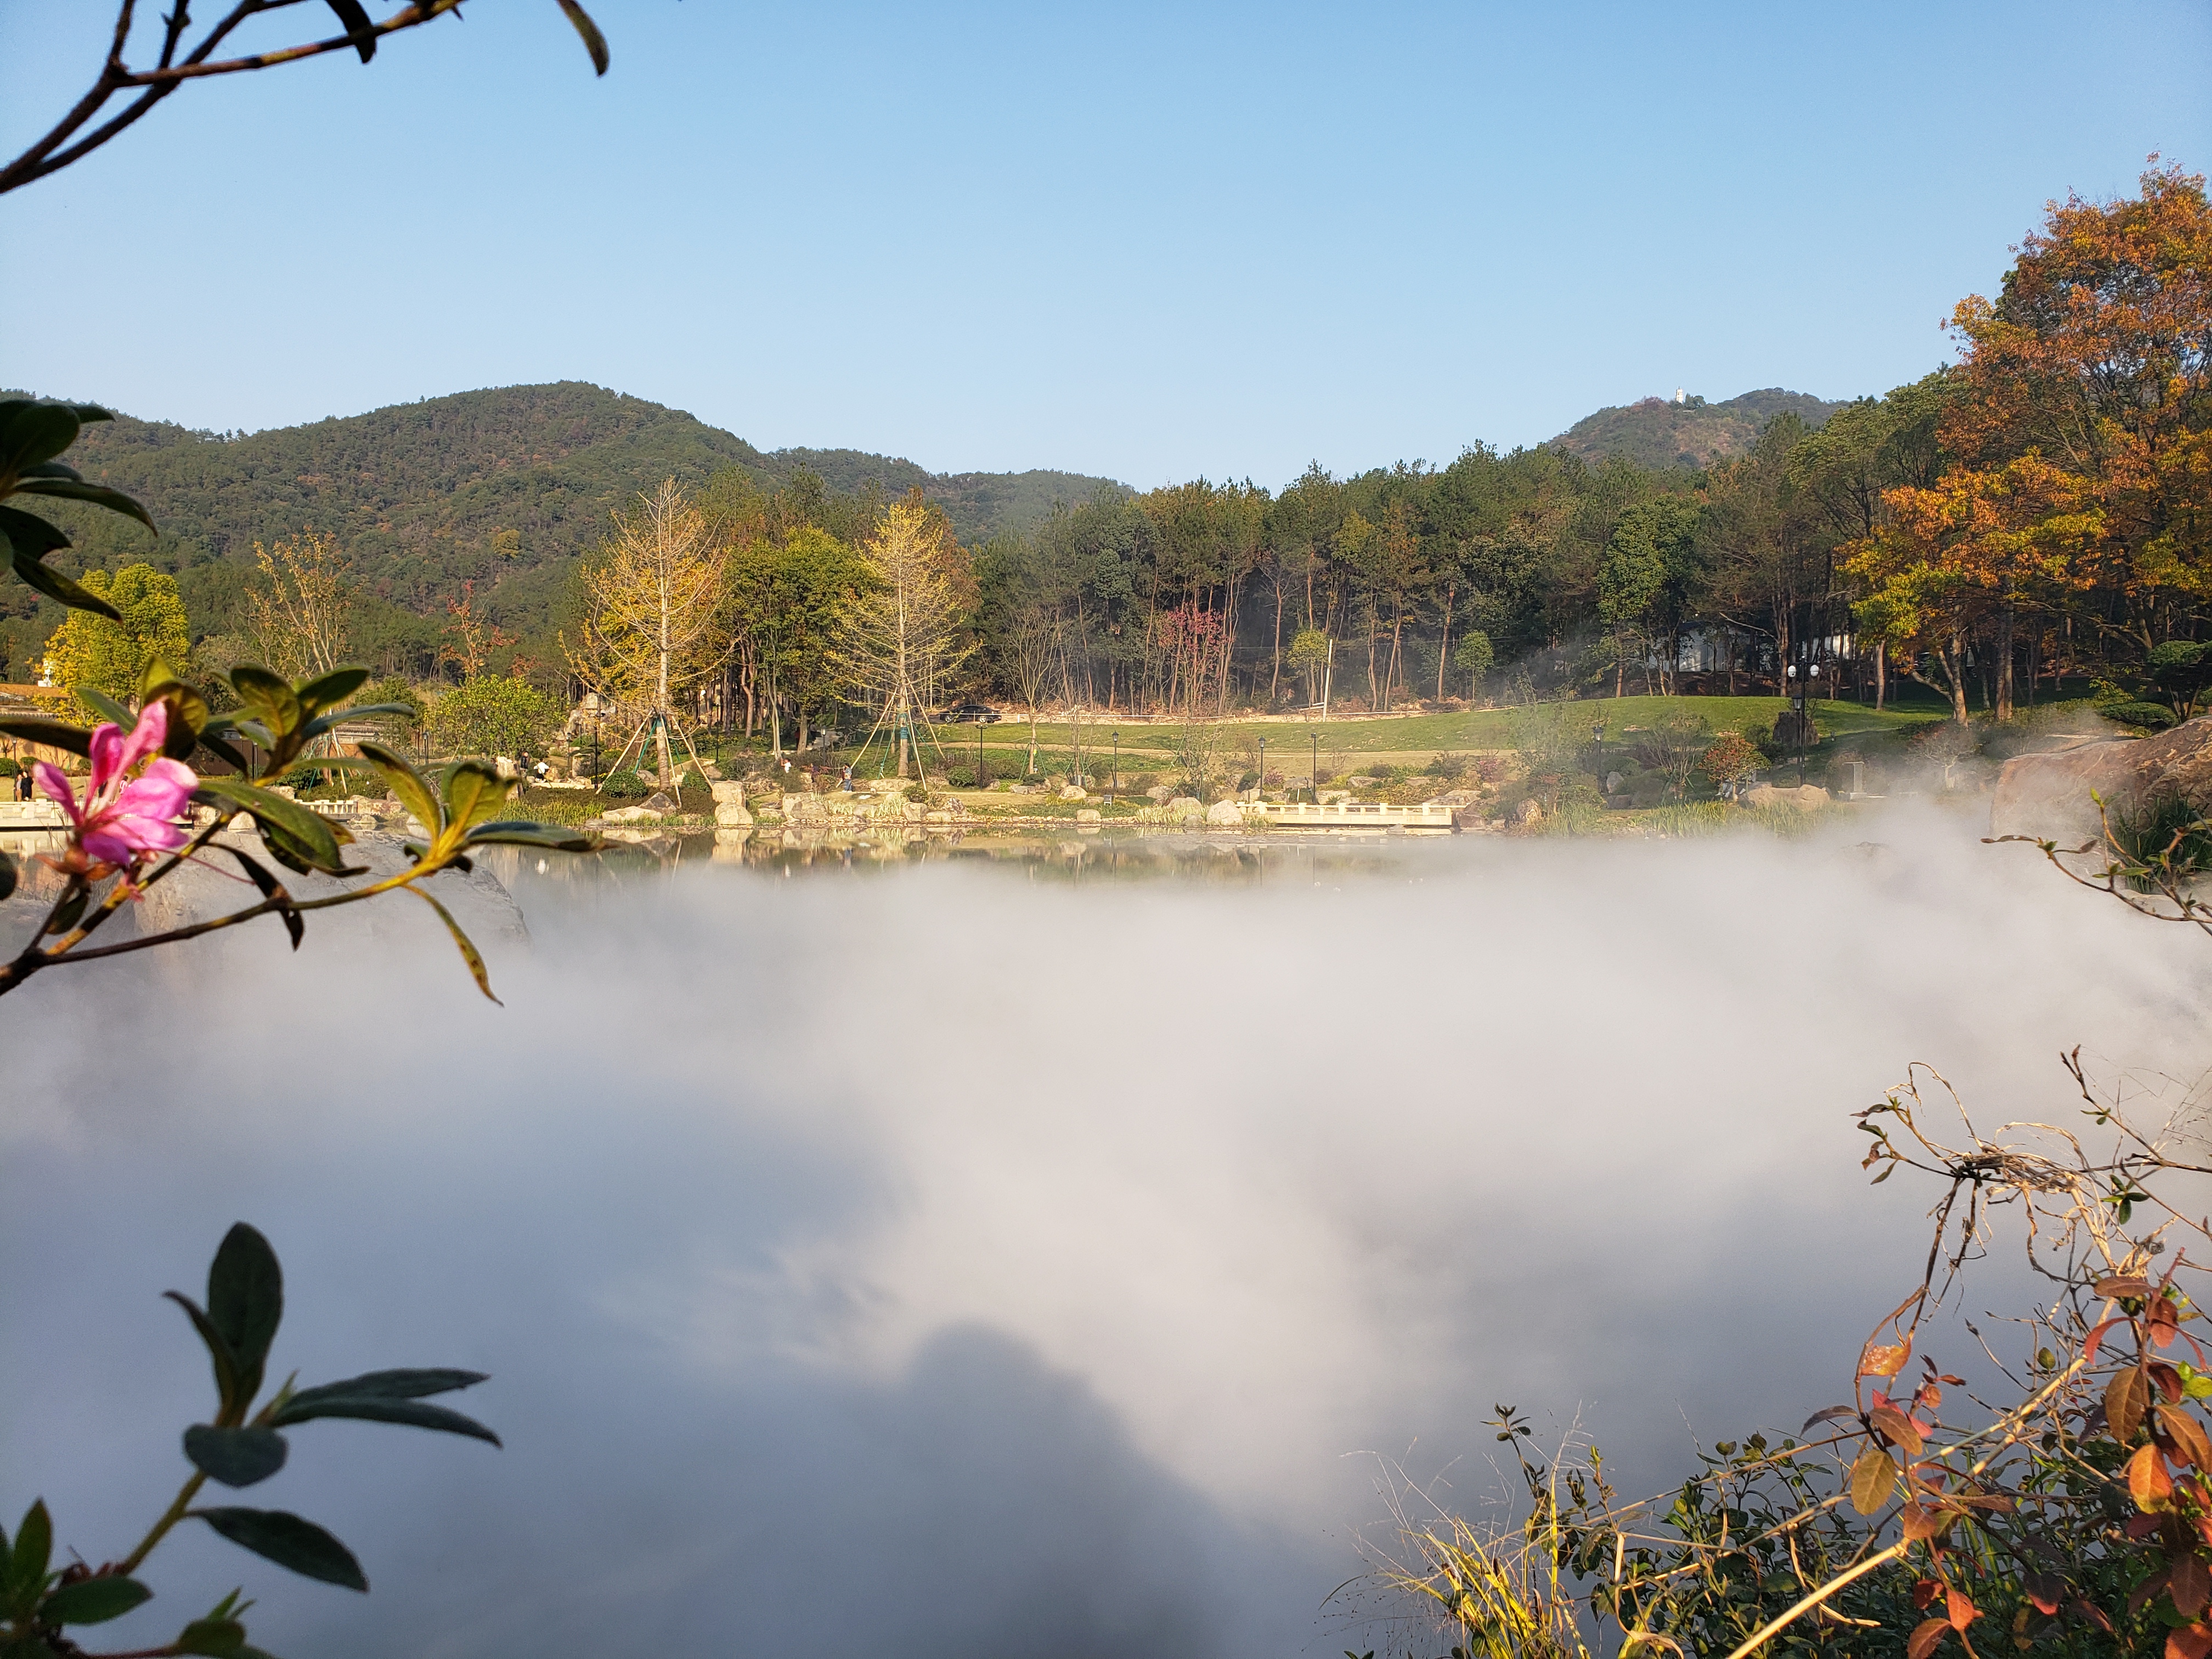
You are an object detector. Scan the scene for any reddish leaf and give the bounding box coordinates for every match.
[2155,1297,2185,1348]
[2135,1564,2176,1616]
[2172,1551,2211,1619]
[2026,1573,2064,1616]
[1915,1578,1945,1610]
[2099,1276,2155,1299]
[2076,1598,2117,1634]
[2135,1443,2179,1511]
[1901,1503,1942,1541]
[2112,1368,2153,1443]
[2177,1621,2212,1659]
[1908,1615,1951,1659]
[2086,1318,2127,1365]
[1801,1405,1859,1433]
[2132,1513,2166,1540]
[1872,1404,1926,1455]
[1945,1585,1978,1630]
[2157,1364,2188,1402]
[2163,1407,2212,1471]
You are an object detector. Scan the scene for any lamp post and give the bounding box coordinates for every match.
[1786,661,1820,783]
[1257,735,1266,798]
[1310,730,1319,803]
[1109,731,1119,804]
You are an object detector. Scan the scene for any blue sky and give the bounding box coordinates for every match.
[4,1,2207,488]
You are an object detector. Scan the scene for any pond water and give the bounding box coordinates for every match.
[5,808,2209,1658]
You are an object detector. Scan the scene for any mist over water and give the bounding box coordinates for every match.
[6,810,2210,1658]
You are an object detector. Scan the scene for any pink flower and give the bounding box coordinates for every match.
[35,702,199,870]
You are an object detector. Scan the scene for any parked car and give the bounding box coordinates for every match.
[939,702,1002,724]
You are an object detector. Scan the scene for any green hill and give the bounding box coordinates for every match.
[1,382,1127,682]
[1547,387,1844,470]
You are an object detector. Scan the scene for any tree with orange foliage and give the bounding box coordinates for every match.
[1846,161,2210,719]
[1846,455,2099,723]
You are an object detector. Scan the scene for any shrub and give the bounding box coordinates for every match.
[423,676,562,760]
[2103,699,2179,730]
[1697,730,1765,789]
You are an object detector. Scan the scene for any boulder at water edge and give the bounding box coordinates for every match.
[1990,718,2212,847]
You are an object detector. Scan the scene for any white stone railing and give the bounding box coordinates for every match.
[1243,800,1457,828]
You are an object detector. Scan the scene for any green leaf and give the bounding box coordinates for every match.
[4,540,123,620]
[145,680,212,758]
[323,0,376,61]
[163,1293,242,1416]
[357,741,441,833]
[294,667,370,716]
[40,1575,152,1626]
[76,688,135,730]
[190,1510,366,1592]
[464,822,599,853]
[225,847,303,951]
[301,704,415,742]
[555,0,610,73]
[193,730,253,776]
[192,780,354,876]
[280,1368,488,1407]
[0,717,90,757]
[176,1617,246,1655]
[19,462,83,483]
[0,850,15,904]
[226,667,302,738]
[268,1395,498,1446]
[411,887,499,1004]
[440,760,511,833]
[184,1425,289,1488]
[42,890,87,937]
[7,1500,51,1613]
[9,478,156,534]
[0,403,79,472]
[0,505,70,558]
[207,1223,283,1401]
[71,405,113,425]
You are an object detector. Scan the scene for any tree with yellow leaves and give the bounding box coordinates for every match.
[244,529,353,681]
[564,478,731,788]
[832,498,974,778]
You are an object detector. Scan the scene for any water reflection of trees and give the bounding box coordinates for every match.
[483,830,1434,889]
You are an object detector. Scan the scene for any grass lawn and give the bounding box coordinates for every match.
[693,693,1956,781]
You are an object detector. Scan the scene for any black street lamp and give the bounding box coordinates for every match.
[1109,731,1119,804]
[1785,661,1821,783]
[1310,730,1319,803]
[1257,735,1266,797]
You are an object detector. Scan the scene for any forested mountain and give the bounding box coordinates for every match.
[0,381,1126,680]
[1549,388,1845,470]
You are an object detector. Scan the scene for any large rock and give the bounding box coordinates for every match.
[1991,718,2212,847]
[1167,796,1204,820]
[1506,798,1543,829]
[710,780,752,827]
[1205,799,1245,827]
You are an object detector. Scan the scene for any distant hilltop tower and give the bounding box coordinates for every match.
[1674,388,1686,404]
